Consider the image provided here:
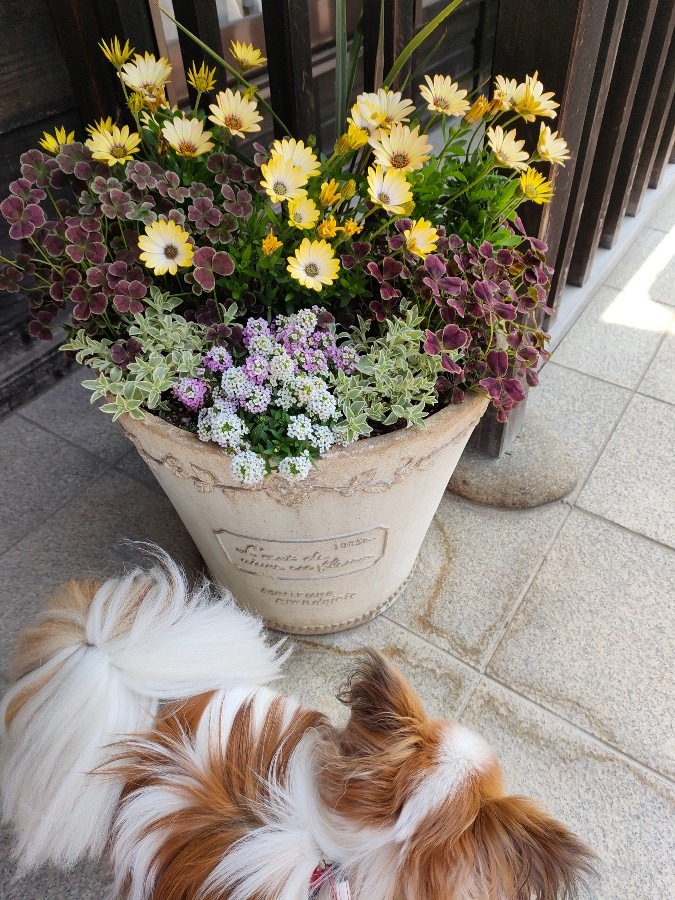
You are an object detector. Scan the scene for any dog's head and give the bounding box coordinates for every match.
[320,651,595,899]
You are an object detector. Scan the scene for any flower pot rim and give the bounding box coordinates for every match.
[120,389,488,468]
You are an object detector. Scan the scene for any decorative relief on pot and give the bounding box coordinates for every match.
[214,526,388,580]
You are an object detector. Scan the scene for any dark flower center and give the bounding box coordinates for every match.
[305,262,319,277]
[164,244,179,259]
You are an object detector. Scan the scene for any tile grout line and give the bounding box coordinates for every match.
[570,503,675,552]
[470,671,675,789]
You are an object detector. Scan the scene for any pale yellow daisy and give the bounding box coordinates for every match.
[138,219,194,276]
[260,155,308,203]
[537,123,571,165]
[230,40,267,71]
[187,61,217,94]
[356,89,415,129]
[161,117,214,157]
[492,75,518,111]
[486,125,530,171]
[99,37,134,68]
[39,126,75,154]
[403,218,439,259]
[120,52,172,101]
[519,167,554,204]
[85,124,142,166]
[287,239,340,291]
[512,72,559,122]
[419,75,469,117]
[366,165,413,215]
[208,89,262,138]
[270,138,320,179]
[369,123,432,173]
[288,194,320,230]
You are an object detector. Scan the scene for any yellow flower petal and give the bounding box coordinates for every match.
[138,219,194,276]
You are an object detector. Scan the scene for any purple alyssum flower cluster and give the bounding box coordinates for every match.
[170,308,358,484]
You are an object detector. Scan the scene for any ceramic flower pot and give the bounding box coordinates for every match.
[119,392,488,634]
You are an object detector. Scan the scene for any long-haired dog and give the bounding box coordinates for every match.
[1,551,595,899]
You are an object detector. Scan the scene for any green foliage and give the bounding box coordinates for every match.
[332,305,445,442]
[61,287,232,421]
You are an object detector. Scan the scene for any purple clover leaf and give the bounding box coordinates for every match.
[192,247,234,292]
[0,197,46,239]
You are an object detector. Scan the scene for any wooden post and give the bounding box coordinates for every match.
[601,0,675,243]
[171,0,227,108]
[363,0,416,92]
[567,0,659,284]
[649,95,675,189]
[470,0,610,458]
[260,0,316,141]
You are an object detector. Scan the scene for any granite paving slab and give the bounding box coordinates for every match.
[604,225,675,308]
[20,368,130,464]
[277,614,479,725]
[0,469,201,677]
[460,678,675,900]
[577,393,675,548]
[552,283,673,389]
[649,185,675,233]
[638,318,675,405]
[386,493,568,669]
[520,362,631,503]
[114,446,164,493]
[487,508,675,778]
[0,414,107,556]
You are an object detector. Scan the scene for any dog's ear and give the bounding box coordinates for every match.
[456,794,596,899]
[337,649,427,741]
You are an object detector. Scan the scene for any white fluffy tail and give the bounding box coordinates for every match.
[0,548,285,874]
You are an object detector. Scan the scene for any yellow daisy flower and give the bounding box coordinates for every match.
[519,167,554,204]
[288,195,320,230]
[512,72,559,122]
[335,123,370,152]
[419,75,469,117]
[319,179,342,207]
[161,117,214,157]
[270,138,320,179]
[464,95,491,125]
[342,219,363,238]
[262,233,283,255]
[39,126,75,154]
[537,123,571,166]
[187,61,217,94]
[403,218,439,259]
[369,123,432,173]
[85,117,114,138]
[486,125,530,171]
[138,219,194,276]
[366,165,413,215]
[287,239,340,291]
[85,124,142,166]
[208,89,262,138]
[317,216,339,239]
[355,89,415,130]
[260,155,308,203]
[493,75,518,111]
[230,40,267,71]
[120,52,172,102]
[99,37,135,68]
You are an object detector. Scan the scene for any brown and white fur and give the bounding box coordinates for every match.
[1,552,595,899]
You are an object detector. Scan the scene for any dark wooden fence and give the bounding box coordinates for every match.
[1,0,673,448]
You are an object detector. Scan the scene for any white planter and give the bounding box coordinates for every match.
[120,392,488,634]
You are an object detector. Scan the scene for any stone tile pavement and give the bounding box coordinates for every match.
[0,189,674,897]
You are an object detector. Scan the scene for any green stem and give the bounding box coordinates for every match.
[445,160,495,204]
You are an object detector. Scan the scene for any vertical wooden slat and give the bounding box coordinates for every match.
[649,95,675,189]
[44,0,122,125]
[550,0,628,302]
[171,0,227,107]
[363,0,416,92]
[601,0,675,244]
[627,20,675,214]
[93,0,158,57]
[568,0,659,285]
[261,0,316,141]
[470,0,609,457]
